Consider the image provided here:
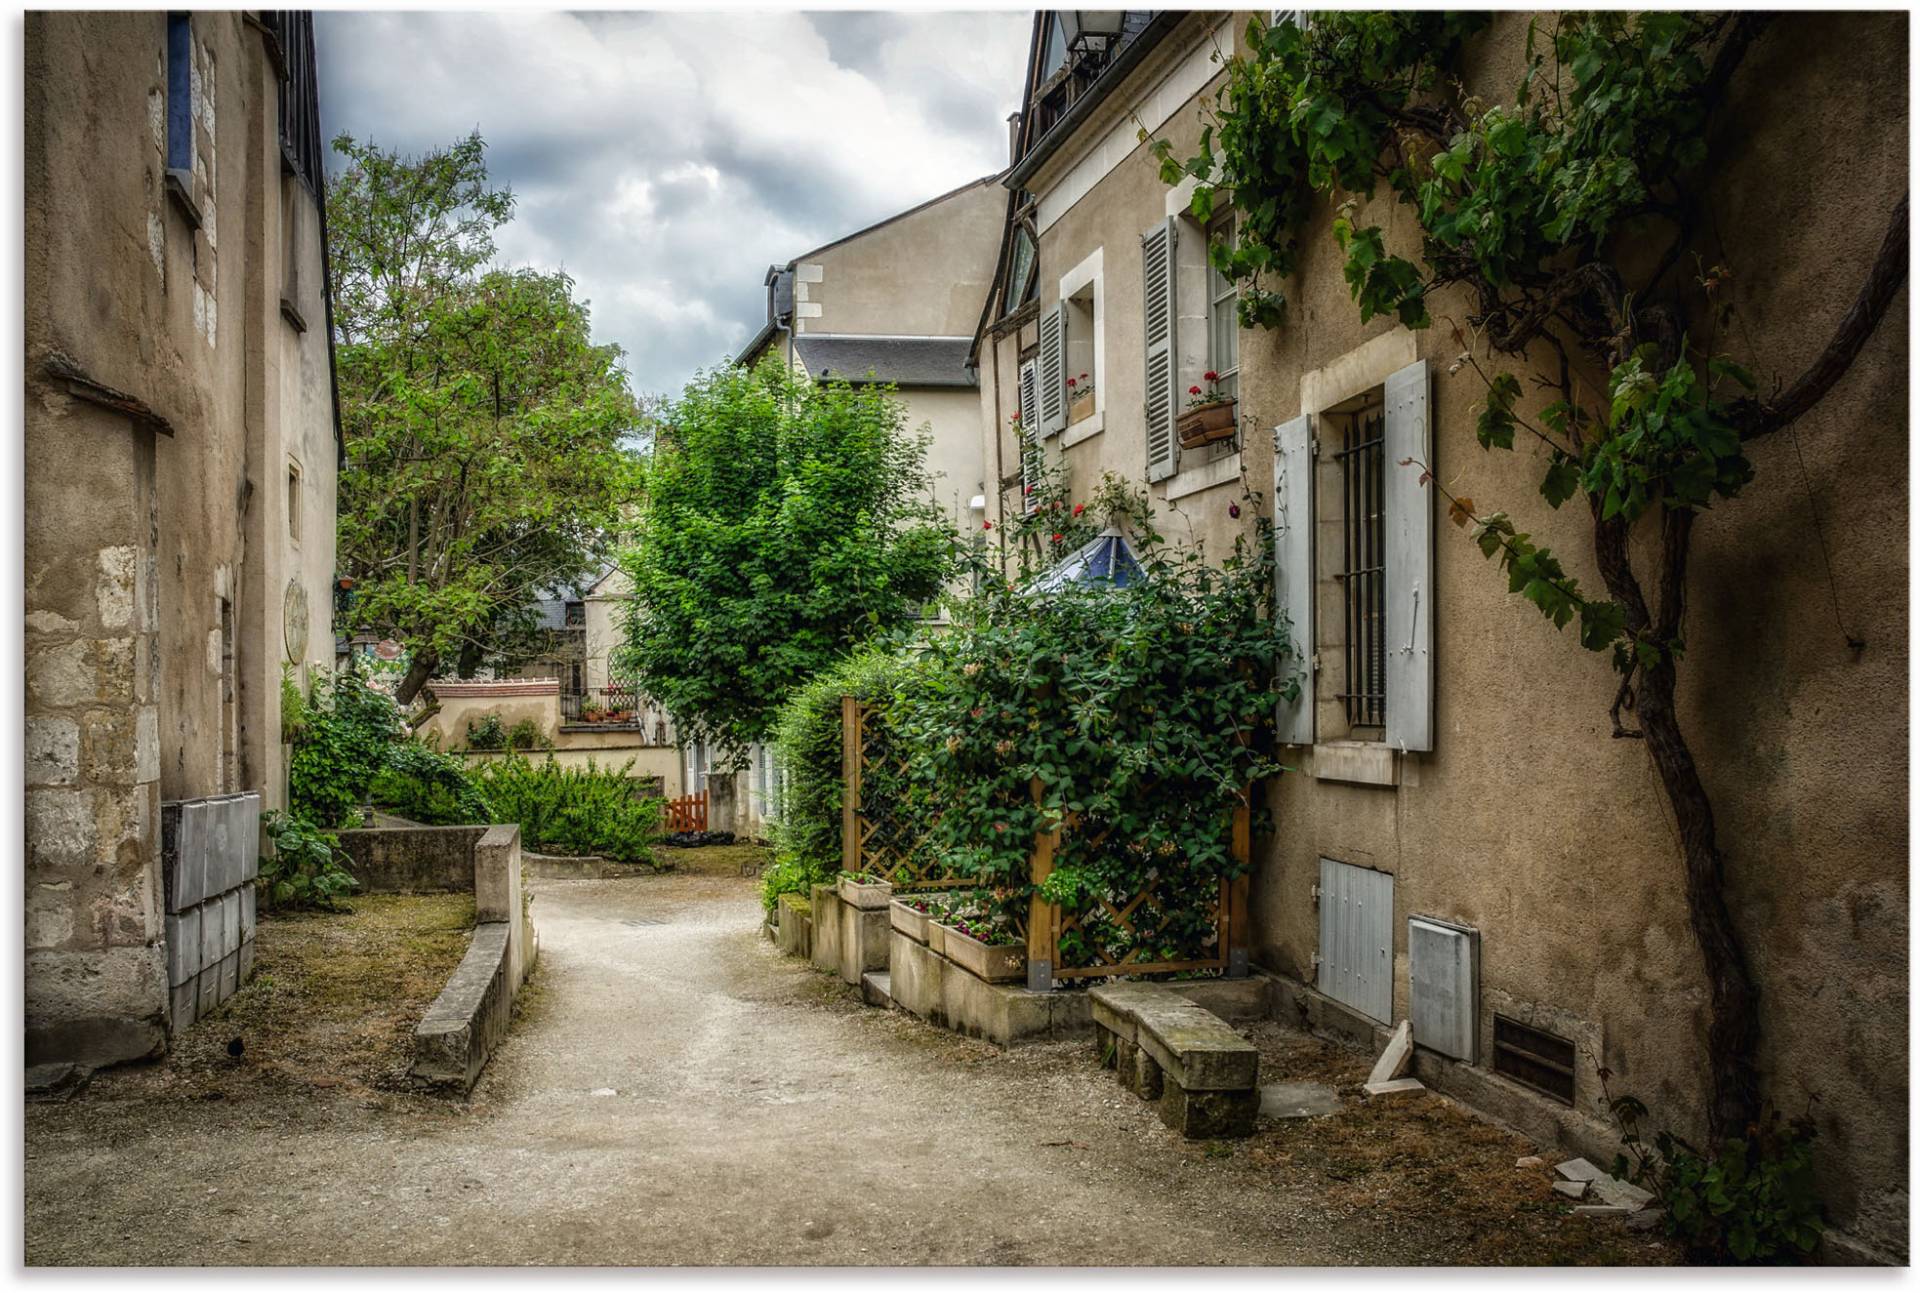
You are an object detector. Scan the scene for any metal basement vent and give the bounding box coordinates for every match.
[1317,858,1393,1023]
[1407,916,1478,1061]
[1493,1015,1577,1105]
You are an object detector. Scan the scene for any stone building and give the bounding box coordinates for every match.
[969,10,1908,1261]
[25,11,341,1067]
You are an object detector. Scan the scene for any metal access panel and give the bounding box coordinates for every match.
[1317,858,1393,1023]
[1408,915,1479,1061]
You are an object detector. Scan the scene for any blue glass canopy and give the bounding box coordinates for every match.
[1029,527,1146,593]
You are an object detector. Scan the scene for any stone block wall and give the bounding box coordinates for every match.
[160,792,259,1031]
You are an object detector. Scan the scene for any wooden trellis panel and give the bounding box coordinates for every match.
[842,697,960,891]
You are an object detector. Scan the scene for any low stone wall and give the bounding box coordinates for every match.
[808,885,888,986]
[337,824,486,893]
[412,824,537,1094]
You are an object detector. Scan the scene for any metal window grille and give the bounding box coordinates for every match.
[263,12,326,197]
[1492,1015,1576,1105]
[1336,405,1387,727]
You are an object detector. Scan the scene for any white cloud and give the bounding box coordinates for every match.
[315,10,1029,397]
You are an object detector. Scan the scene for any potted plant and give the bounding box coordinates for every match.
[1177,371,1237,448]
[581,704,604,723]
[936,909,1026,983]
[837,870,893,910]
[1067,372,1096,425]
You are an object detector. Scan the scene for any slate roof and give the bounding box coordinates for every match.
[793,334,978,388]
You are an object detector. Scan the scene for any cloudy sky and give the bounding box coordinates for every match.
[315,10,1031,399]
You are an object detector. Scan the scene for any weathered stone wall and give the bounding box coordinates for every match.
[25,11,338,1066]
[336,825,489,894]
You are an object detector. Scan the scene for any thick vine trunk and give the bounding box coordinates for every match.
[393,648,438,707]
[1633,654,1761,1142]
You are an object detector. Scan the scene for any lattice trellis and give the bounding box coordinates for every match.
[841,697,963,891]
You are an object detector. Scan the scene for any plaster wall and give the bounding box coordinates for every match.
[798,178,1004,337]
[999,10,1909,1256]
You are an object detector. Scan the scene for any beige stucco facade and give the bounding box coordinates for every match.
[25,12,340,1066]
[977,11,1908,1260]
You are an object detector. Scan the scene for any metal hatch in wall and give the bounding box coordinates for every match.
[1317,858,1393,1023]
[1408,915,1479,1061]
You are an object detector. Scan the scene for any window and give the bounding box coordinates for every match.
[564,601,585,628]
[1206,216,1240,405]
[286,459,302,544]
[1018,357,1041,514]
[165,13,193,177]
[1333,397,1386,732]
[1064,282,1096,425]
[1005,225,1038,316]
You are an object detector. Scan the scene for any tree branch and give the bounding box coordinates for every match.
[1733,192,1909,441]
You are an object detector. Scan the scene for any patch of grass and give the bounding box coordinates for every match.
[661,841,771,878]
[155,893,476,1099]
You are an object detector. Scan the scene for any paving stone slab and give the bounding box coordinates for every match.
[1259,1081,1340,1119]
[1363,1076,1426,1097]
[1367,1018,1413,1084]
[1552,1179,1590,1199]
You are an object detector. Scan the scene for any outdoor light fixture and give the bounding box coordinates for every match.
[1062,10,1123,54]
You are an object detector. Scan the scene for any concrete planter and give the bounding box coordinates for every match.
[838,875,893,910]
[926,917,948,958]
[890,898,935,944]
[1069,389,1096,424]
[1177,399,1237,448]
[939,923,1026,984]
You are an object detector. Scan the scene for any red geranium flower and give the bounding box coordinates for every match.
[1188,385,1202,396]
[1204,370,1220,382]
[1066,377,1077,388]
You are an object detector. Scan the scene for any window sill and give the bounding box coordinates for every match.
[1165,449,1242,501]
[1060,412,1104,448]
[164,168,202,230]
[1310,740,1398,787]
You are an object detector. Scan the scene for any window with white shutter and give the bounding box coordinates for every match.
[1142,216,1179,482]
[1037,303,1067,437]
[1273,414,1314,744]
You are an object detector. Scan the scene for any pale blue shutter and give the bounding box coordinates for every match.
[1142,217,1179,482]
[1273,414,1314,745]
[1037,303,1067,437]
[1383,359,1433,752]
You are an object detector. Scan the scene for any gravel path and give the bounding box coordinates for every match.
[26,869,1660,1266]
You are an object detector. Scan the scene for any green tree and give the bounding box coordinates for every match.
[1153,12,1906,1143]
[328,131,640,703]
[621,359,954,765]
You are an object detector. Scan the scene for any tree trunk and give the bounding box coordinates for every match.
[393,648,438,707]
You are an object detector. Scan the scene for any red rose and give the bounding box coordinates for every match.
[1189,385,1202,396]
[1204,370,1219,382]
[1228,502,1241,519]
[1051,532,1063,543]
[982,520,993,530]
[1071,503,1085,516]
[1024,484,1034,495]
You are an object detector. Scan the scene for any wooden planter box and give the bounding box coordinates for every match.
[938,922,1026,984]
[838,875,894,910]
[1069,390,1097,424]
[890,898,935,944]
[1177,399,1237,448]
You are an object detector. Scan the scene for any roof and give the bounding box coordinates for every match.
[1004,11,1182,191]
[793,334,978,388]
[1028,528,1147,594]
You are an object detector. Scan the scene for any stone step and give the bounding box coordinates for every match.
[860,970,892,1009]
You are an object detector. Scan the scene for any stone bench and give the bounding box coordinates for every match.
[1091,983,1261,1138]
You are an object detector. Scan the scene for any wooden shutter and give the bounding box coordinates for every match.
[1273,414,1314,745]
[1037,302,1067,437]
[1383,358,1433,752]
[1142,217,1180,482]
[1018,359,1041,515]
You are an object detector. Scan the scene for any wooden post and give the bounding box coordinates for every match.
[1027,776,1056,992]
[841,696,860,876]
[1227,791,1251,977]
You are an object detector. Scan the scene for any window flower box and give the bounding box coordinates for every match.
[837,872,893,910]
[1177,398,1237,449]
[937,920,1026,983]
[1069,389,1097,424]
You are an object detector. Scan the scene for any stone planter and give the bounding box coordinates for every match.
[1068,389,1097,425]
[838,874,893,910]
[938,922,1026,984]
[1177,399,1237,448]
[890,897,935,944]
[926,917,948,958]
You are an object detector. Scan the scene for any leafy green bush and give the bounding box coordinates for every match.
[370,742,495,826]
[474,752,661,864]
[762,646,920,913]
[1609,1087,1825,1263]
[465,713,507,750]
[288,669,404,827]
[505,717,546,750]
[258,809,359,910]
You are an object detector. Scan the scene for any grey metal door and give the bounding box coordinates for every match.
[1318,858,1393,1022]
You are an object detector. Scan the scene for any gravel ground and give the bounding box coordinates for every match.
[25,854,1676,1266]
